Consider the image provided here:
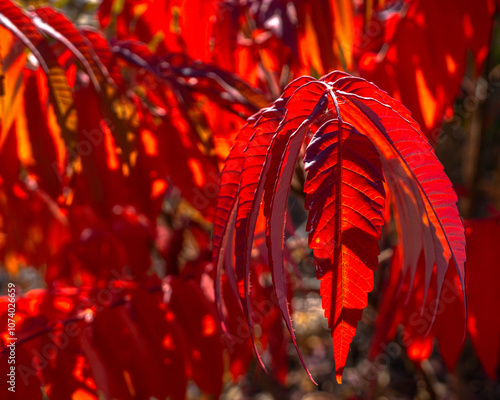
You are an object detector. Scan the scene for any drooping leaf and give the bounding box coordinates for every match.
[321,73,466,314]
[212,76,316,376]
[304,119,385,381]
[213,71,465,383]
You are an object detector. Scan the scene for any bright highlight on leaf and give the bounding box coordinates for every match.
[213,72,466,383]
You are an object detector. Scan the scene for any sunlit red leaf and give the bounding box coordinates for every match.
[304,119,385,381]
[213,72,465,383]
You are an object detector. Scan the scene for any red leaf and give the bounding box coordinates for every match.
[322,73,466,319]
[304,121,385,381]
[213,72,465,383]
[213,76,317,376]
